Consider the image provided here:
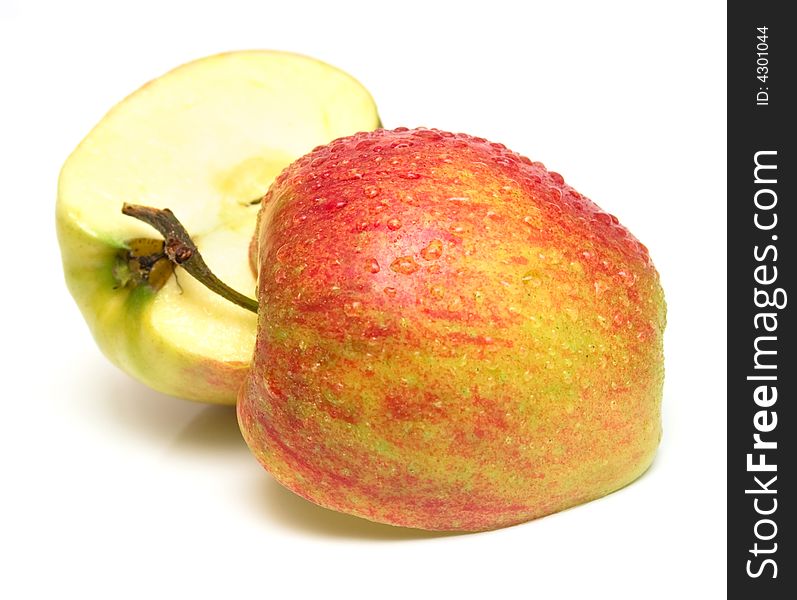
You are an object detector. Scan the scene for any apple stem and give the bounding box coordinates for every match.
[121,203,258,314]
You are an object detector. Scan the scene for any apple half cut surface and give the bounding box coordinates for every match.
[57,51,380,403]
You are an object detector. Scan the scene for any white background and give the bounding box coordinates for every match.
[0,1,727,598]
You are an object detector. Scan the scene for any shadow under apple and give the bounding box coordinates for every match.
[170,404,248,457]
[249,476,464,542]
[82,359,246,455]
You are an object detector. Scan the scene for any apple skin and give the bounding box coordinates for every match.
[238,128,665,531]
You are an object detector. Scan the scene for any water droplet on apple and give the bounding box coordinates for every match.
[522,271,542,287]
[387,218,402,231]
[594,280,610,296]
[390,256,420,275]
[429,285,445,299]
[594,212,612,225]
[420,239,443,260]
[412,129,443,141]
[400,172,421,179]
[549,172,565,185]
[366,258,380,273]
[343,301,362,317]
[383,286,397,296]
[617,270,637,287]
[447,296,463,312]
[364,185,380,198]
[275,243,291,263]
[264,379,283,399]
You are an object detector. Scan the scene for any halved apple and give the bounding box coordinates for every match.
[57,51,380,403]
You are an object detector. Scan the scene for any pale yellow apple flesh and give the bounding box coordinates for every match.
[57,51,380,403]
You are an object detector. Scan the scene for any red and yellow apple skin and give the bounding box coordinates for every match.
[238,128,665,531]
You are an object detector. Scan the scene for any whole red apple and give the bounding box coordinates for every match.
[238,127,665,531]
